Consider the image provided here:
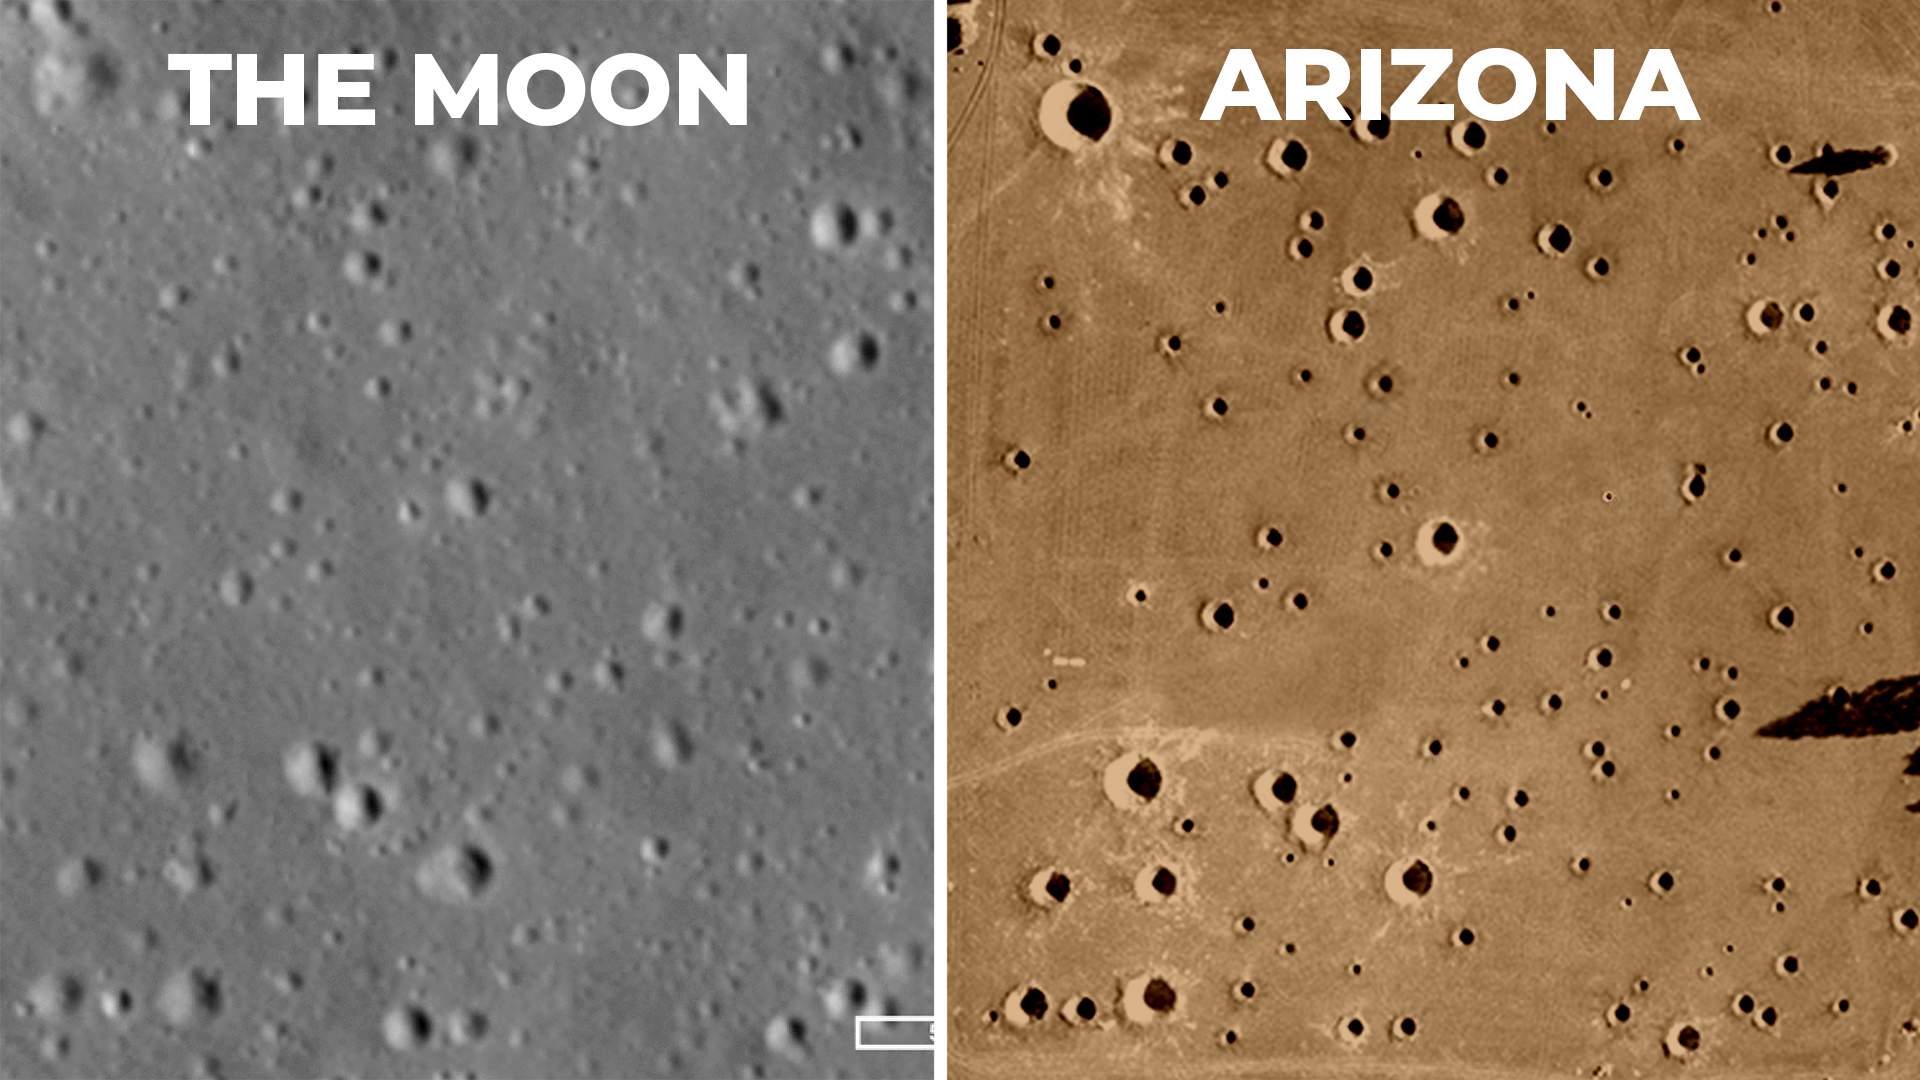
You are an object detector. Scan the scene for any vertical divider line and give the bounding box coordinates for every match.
[931,0,951,1074]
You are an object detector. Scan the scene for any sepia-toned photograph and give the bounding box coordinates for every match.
[946,1,1918,1076]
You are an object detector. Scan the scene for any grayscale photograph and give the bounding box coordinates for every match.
[1,2,933,1078]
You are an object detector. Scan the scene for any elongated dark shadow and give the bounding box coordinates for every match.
[1757,674,1920,812]
[1755,674,1920,738]
[1787,145,1893,175]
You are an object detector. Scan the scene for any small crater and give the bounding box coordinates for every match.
[1122,974,1179,1023]
[1266,137,1309,177]
[1417,519,1465,566]
[1028,867,1072,906]
[1664,1021,1703,1059]
[1878,302,1914,342]
[1414,193,1466,240]
[1255,768,1299,810]
[383,1003,435,1052]
[1386,856,1434,904]
[1328,308,1367,344]
[1105,753,1167,809]
[1747,299,1786,336]
[1449,119,1488,156]
[414,840,498,905]
[1126,758,1163,801]
[1292,801,1341,848]
[1203,599,1236,632]
[1039,81,1112,149]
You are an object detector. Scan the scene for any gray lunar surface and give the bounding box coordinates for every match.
[0,2,933,1079]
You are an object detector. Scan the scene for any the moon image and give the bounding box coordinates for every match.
[2,2,932,1078]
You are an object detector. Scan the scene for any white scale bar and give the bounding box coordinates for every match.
[853,1015,938,1051]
